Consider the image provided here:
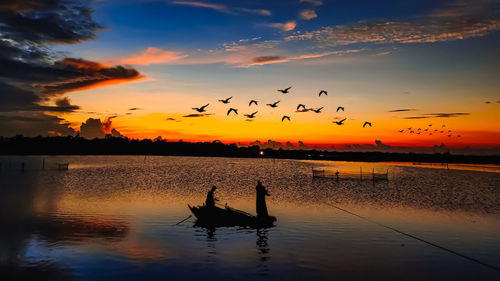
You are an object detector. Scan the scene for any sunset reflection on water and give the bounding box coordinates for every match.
[0,156,499,280]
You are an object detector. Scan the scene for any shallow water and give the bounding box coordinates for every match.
[0,156,499,280]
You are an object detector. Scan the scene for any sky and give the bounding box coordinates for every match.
[0,0,499,149]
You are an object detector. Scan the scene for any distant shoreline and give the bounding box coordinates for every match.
[1,136,498,165]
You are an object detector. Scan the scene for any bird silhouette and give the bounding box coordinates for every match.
[244,111,258,118]
[192,104,209,112]
[297,104,306,111]
[249,100,258,106]
[428,124,432,127]
[429,133,433,135]
[448,134,452,137]
[399,130,404,133]
[408,127,412,130]
[424,128,428,131]
[417,132,421,135]
[282,115,291,122]
[267,101,280,108]
[336,106,344,112]
[363,122,372,128]
[448,130,451,132]
[278,87,291,94]
[313,107,324,113]
[218,96,232,104]
[417,128,421,130]
[333,118,346,125]
[410,131,414,133]
[457,135,461,138]
[319,90,327,96]
[227,108,238,116]
[442,125,446,127]
[434,129,438,132]
[440,131,444,133]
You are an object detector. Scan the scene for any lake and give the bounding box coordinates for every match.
[1,156,499,280]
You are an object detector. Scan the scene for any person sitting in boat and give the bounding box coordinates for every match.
[256,181,270,217]
[205,186,218,208]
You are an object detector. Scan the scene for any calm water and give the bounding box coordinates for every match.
[1,156,499,281]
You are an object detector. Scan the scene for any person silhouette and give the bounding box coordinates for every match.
[256,181,270,217]
[205,186,218,208]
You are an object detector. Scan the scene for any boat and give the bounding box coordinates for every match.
[188,204,276,228]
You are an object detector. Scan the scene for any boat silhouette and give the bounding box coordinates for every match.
[188,204,276,228]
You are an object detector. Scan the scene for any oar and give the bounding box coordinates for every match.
[172,214,192,226]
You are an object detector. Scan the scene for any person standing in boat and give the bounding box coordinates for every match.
[256,181,270,217]
[205,186,218,208]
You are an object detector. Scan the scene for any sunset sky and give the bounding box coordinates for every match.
[1,0,499,148]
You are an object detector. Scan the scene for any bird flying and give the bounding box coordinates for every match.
[313,107,324,113]
[399,130,404,133]
[227,108,238,116]
[282,115,291,122]
[249,100,258,106]
[267,101,280,108]
[363,121,372,128]
[333,118,346,125]
[297,104,306,111]
[319,90,327,96]
[336,106,344,112]
[244,111,258,118]
[278,87,292,94]
[218,97,232,104]
[192,104,209,112]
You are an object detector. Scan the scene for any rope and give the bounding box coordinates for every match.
[325,202,500,273]
[172,214,192,226]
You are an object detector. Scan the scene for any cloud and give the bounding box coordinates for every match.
[80,116,122,139]
[403,113,470,119]
[39,58,143,95]
[117,47,187,65]
[271,21,297,31]
[0,112,75,137]
[182,113,214,117]
[388,109,416,112]
[166,117,177,121]
[0,0,142,137]
[128,107,142,111]
[234,8,271,16]
[171,1,271,16]
[172,1,226,12]
[299,0,323,6]
[286,1,500,46]
[300,9,317,20]
[250,56,287,65]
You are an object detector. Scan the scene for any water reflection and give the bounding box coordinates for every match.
[256,229,270,275]
[0,156,499,281]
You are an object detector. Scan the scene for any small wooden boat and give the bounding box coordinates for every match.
[188,204,276,228]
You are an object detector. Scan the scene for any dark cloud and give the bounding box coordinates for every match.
[0,0,142,137]
[183,113,214,117]
[388,109,416,112]
[128,107,142,111]
[403,113,470,119]
[0,112,75,137]
[296,108,313,112]
[252,56,282,63]
[80,117,122,139]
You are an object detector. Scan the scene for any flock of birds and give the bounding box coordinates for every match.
[398,124,461,138]
[192,87,373,128]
